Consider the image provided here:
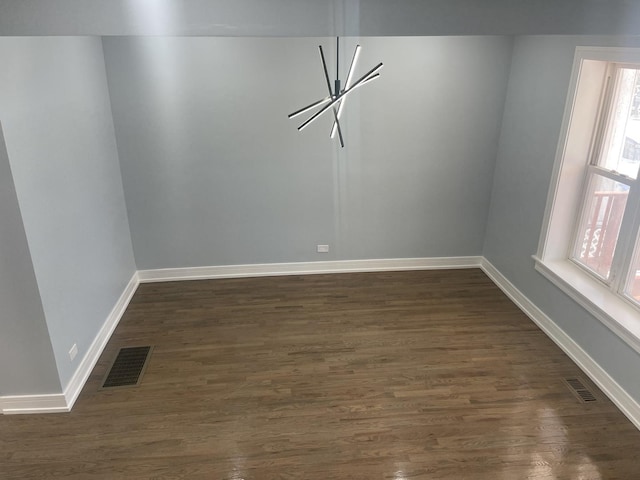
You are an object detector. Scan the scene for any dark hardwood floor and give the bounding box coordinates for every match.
[2,269,640,479]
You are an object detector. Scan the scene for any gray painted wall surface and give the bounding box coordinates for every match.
[0,37,136,390]
[483,35,640,401]
[2,0,640,36]
[0,123,61,395]
[103,36,512,269]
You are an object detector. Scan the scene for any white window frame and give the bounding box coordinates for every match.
[535,47,640,355]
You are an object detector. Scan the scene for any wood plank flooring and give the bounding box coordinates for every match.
[2,269,640,479]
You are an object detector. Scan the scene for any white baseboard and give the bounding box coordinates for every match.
[0,272,140,415]
[63,272,140,410]
[0,393,68,415]
[480,258,640,431]
[3,259,480,414]
[137,256,483,283]
[5,256,640,427]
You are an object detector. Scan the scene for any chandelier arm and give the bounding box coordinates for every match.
[345,45,361,89]
[297,63,383,131]
[331,45,362,138]
[333,105,344,148]
[318,45,344,148]
[288,96,332,119]
[353,72,380,88]
[336,37,340,92]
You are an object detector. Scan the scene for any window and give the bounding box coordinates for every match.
[571,65,640,290]
[536,48,640,353]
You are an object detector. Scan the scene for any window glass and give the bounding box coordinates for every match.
[573,174,629,280]
[600,68,640,179]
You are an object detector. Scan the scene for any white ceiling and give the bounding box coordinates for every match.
[0,0,639,37]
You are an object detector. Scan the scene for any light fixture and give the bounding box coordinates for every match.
[289,37,383,148]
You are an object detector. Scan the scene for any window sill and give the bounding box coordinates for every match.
[533,256,640,355]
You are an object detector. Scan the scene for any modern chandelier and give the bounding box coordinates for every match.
[288,37,383,148]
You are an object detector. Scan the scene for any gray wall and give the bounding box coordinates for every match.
[103,36,512,269]
[2,0,640,36]
[483,35,640,401]
[0,123,61,395]
[0,37,136,391]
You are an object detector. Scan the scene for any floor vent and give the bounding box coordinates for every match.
[563,377,598,403]
[101,346,153,389]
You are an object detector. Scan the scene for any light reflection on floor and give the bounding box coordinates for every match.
[526,407,602,480]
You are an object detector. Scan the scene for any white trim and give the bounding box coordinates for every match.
[63,272,140,410]
[536,46,583,259]
[137,257,483,283]
[0,272,140,415]
[2,259,479,415]
[481,258,640,431]
[575,46,640,64]
[0,393,68,415]
[537,52,611,261]
[5,257,640,428]
[535,44,640,366]
[533,257,640,355]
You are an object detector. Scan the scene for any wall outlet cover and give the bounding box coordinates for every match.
[317,245,329,253]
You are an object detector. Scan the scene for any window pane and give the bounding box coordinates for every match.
[600,68,640,179]
[573,174,629,280]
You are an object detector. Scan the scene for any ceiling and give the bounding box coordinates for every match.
[1,0,640,37]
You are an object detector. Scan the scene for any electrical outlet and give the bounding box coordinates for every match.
[317,244,329,253]
[69,343,78,361]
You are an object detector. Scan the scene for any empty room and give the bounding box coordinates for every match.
[2,1,640,478]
